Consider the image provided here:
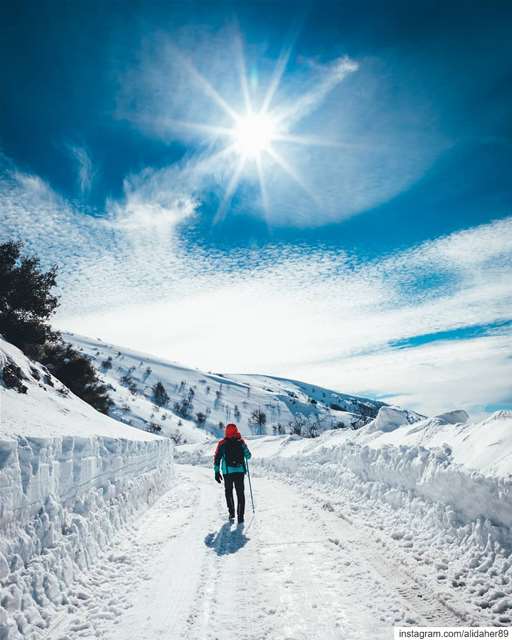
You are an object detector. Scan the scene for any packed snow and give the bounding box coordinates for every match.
[67,333,387,443]
[2,331,512,638]
[0,337,173,639]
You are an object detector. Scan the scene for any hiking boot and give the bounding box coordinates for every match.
[229,514,235,522]
[237,517,244,524]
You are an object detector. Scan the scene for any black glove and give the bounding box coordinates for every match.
[215,471,222,483]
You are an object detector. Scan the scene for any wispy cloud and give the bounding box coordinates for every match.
[107,164,199,233]
[276,56,359,127]
[67,144,95,195]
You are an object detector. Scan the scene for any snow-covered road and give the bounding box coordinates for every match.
[50,465,465,640]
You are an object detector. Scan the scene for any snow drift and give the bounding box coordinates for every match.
[0,337,174,639]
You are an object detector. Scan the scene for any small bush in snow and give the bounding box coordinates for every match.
[121,372,138,395]
[171,431,184,445]
[101,356,113,370]
[1,359,28,394]
[173,397,193,418]
[289,414,308,436]
[152,381,169,407]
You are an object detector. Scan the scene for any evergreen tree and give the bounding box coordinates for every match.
[0,240,58,356]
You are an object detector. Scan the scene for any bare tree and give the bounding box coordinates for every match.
[250,408,267,435]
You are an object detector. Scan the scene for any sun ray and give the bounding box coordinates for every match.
[260,41,294,114]
[275,57,358,128]
[260,21,303,115]
[234,30,252,114]
[161,34,354,226]
[174,49,239,122]
[213,155,247,224]
[256,154,270,225]
[194,143,239,175]
[273,132,361,149]
[152,116,234,139]
[266,147,320,204]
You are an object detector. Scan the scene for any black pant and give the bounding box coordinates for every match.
[224,472,245,519]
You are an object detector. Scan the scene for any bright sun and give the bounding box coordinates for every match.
[233,113,277,157]
[173,36,341,222]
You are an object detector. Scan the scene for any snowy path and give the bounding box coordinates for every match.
[51,465,465,640]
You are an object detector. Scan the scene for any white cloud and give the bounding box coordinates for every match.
[1,153,511,417]
[293,334,512,417]
[67,145,95,195]
[107,165,199,232]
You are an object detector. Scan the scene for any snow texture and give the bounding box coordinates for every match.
[0,337,173,639]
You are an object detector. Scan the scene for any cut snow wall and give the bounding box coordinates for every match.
[273,442,512,531]
[0,435,172,530]
[0,435,174,639]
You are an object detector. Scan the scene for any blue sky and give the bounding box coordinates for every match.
[1,0,511,416]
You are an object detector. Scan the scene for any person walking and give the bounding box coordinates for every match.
[214,423,252,523]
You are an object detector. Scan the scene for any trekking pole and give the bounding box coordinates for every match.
[246,460,255,513]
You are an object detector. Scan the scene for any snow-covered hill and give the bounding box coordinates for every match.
[0,337,173,639]
[67,333,395,444]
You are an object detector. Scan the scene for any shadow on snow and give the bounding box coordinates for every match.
[204,522,249,555]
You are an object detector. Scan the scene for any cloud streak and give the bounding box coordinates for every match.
[67,144,95,195]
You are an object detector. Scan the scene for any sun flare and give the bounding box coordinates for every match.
[232,112,278,157]
[171,37,355,223]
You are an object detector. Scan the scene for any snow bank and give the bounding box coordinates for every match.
[0,338,174,639]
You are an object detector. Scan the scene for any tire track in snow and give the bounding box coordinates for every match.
[302,485,471,627]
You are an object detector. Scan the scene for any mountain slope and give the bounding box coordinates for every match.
[66,333,396,444]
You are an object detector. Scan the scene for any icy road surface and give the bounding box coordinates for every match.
[50,465,465,640]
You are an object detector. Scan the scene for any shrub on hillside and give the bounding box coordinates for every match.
[153,381,169,407]
[43,341,113,414]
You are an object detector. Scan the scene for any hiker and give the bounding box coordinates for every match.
[214,423,252,523]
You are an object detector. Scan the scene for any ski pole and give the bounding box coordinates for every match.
[246,459,255,513]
